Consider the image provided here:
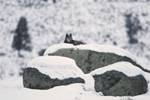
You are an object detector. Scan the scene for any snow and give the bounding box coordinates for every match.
[27,56,85,79]
[90,61,150,81]
[1,44,150,100]
[1,60,150,100]
[1,0,150,79]
[27,56,95,91]
[44,43,136,61]
[1,0,150,99]
[0,79,118,100]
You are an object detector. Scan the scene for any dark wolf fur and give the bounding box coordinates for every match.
[64,34,84,45]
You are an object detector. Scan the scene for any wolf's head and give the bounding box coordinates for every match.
[64,33,73,43]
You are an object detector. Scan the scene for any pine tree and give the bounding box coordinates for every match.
[125,13,142,44]
[12,17,31,56]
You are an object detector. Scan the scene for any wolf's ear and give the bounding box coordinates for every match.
[66,34,68,37]
[70,33,72,37]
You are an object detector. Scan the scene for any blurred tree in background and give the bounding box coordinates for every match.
[12,16,31,57]
[125,13,142,44]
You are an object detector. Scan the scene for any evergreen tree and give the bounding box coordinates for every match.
[12,17,31,56]
[125,13,142,44]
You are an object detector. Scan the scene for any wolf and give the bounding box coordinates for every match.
[64,34,84,45]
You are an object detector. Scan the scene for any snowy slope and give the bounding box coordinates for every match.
[0,44,150,100]
[1,80,150,100]
[0,60,150,100]
[1,0,150,79]
[0,0,150,99]
[0,0,150,78]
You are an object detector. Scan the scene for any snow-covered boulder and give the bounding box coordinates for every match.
[23,56,85,89]
[44,44,147,74]
[91,62,148,96]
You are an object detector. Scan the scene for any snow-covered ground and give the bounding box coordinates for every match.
[0,44,150,100]
[0,0,150,99]
[1,0,150,78]
[1,60,150,100]
[0,78,150,100]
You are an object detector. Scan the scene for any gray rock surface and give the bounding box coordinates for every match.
[93,70,148,96]
[23,68,85,89]
[48,48,147,74]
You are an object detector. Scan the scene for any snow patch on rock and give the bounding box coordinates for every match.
[27,56,85,80]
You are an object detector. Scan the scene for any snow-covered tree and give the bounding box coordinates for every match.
[12,16,31,56]
[125,13,142,44]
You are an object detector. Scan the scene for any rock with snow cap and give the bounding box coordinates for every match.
[44,44,147,74]
[23,56,85,89]
[91,62,148,96]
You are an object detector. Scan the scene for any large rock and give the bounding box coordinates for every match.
[93,70,147,96]
[48,48,146,74]
[23,56,85,89]
[23,68,85,89]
